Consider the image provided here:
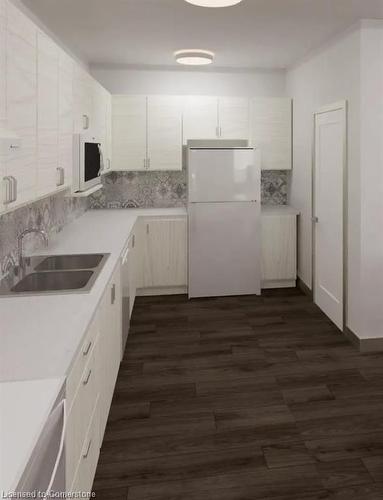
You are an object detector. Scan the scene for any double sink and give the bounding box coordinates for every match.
[1,253,109,296]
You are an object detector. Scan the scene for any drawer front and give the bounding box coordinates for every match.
[69,397,100,495]
[66,314,99,410]
[66,347,98,487]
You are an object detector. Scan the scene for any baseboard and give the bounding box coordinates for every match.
[137,286,188,297]
[297,277,313,299]
[344,327,383,353]
[262,279,296,289]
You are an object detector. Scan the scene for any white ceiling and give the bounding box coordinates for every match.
[21,0,383,70]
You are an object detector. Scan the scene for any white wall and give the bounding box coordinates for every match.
[287,21,383,341]
[90,66,286,97]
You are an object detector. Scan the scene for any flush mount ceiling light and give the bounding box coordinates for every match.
[174,49,215,66]
[185,0,243,7]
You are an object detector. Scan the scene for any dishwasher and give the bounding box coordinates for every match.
[16,388,66,498]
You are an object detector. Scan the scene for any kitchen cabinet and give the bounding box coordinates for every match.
[112,95,147,171]
[92,81,112,171]
[140,217,188,292]
[261,211,297,288]
[183,96,250,143]
[73,65,93,134]
[36,31,59,198]
[219,97,250,139]
[251,97,292,170]
[66,263,121,490]
[147,96,183,171]
[112,95,183,171]
[58,49,74,189]
[98,263,122,441]
[183,95,218,143]
[3,1,37,209]
[0,0,6,125]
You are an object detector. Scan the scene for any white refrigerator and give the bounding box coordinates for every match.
[188,146,261,298]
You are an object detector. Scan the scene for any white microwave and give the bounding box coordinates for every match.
[73,133,104,193]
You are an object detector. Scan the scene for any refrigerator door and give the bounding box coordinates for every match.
[188,148,260,203]
[188,201,261,298]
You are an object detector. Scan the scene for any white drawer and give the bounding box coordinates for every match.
[69,397,100,495]
[66,346,98,487]
[66,314,99,410]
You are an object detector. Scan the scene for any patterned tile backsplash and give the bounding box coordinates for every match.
[0,191,88,277]
[89,169,289,209]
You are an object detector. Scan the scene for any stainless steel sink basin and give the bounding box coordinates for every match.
[11,270,94,293]
[35,254,104,271]
[0,253,110,297]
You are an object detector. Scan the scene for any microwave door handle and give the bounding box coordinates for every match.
[97,144,104,176]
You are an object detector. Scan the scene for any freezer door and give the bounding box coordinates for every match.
[188,201,261,298]
[188,148,260,202]
[188,148,260,203]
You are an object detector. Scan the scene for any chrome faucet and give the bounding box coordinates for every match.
[17,228,49,275]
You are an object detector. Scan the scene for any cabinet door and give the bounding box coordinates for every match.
[147,96,183,171]
[127,233,137,317]
[112,95,147,171]
[261,215,297,283]
[98,265,122,440]
[0,0,6,210]
[251,97,292,170]
[105,92,112,171]
[5,1,37,208]
[183,95,218,143]
[219,97,249,140]
[142,217,187,288]
[73,65,93,134]
[36,31,59,198]
[58,49,73,189]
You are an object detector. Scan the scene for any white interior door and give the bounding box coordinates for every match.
[313,102,346,330]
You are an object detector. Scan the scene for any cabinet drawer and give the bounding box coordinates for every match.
[66,315,98,410]
[66,347,98,487]
[69,397,100,495]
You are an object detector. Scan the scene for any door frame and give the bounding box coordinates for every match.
[312,100,348,331]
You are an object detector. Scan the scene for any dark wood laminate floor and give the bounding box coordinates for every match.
[93,289,383,500]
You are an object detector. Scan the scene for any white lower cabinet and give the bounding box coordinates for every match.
[139,217,188,293]
[261,213,297,288]
[65,263,122,492]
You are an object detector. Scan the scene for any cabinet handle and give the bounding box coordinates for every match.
[83,439,92,459]
[132,234,135,248]
[9,176,17,202]
[219,126,222,137]
[143,158,147,169]
[147,158,150,169]
[3,177,13,204]
[146,224,149,234]
[111,283,116,305]
[9,144,20,150]
[83,114,90,130]
[107,158,111,170]
[83,369,92,386]
[56,167,65,187]
[312,216,319,223]
[83,340,92,356]
[216,126,220,138]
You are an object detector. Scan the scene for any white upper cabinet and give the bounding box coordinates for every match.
[218,97,250,140]
[73,65,93,134]
[0,0,6,124]
[58,50,74,189]
[4,1,37,209]
[36,31,59,198]
[112,95,147,171]
[251,97,292,170]
[147,96,183,171]
[183,96,218,144]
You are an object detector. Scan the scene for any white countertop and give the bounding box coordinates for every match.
[0,208,186,383]
[0,377,65,495]
[261,205,300,216]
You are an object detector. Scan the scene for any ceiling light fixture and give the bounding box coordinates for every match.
[174,49,215,66]
[185,0,243,7]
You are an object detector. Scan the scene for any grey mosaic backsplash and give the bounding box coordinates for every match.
[0,191,88,277]
[89,169,289,209]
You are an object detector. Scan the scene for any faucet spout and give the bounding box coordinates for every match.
[17,228,49,275]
